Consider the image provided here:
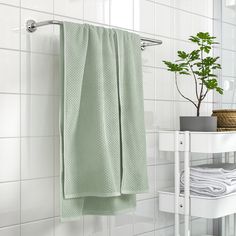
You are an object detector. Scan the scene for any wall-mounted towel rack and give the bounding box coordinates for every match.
[26,19,162,50]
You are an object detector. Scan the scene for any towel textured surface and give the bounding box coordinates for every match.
[180,164,236,197]
[60,22,148,220]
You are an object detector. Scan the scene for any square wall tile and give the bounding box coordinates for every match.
[222,0,236,24]
[146,133,156,165]
[84,216,108,236]
[174,0,192,12]
[142,45,155,67]
[21,178,54,222]
[155,198,174,230]
[155,37,174,69]
[143,67,155,100]
[134,0,155,35]
[0,138,20,182]
[155,68,174,100]
[192,0,213,18]
[0,94,20,137]
[110,214,133,236]
[221,77,236,104]
[21,10,54,54]
[133,199,155,235]
[54,0,83,20]
[191,218,212,235]
[110,0,133,30]
[0,49,20,93]
[21,137,54,179]
[222,23,236,51]
[0,5,19,49]
[174,9,193,41]
[21,95,54,136]
[55,217,83,236]
[0,0,19,6]
[21,52,54,95]
[84,0,109,24]
[155,3,174,37]
[21,219,54,236]
[0,182,20,227]
[222,49,236,77]
[110,224,133,236]
[0,225,20,236]
[156,164,174,191]
[155,101,174,130]
[155,226,173,235]
[192,14,213,36]
[156,149,174,165]
[21,0,53,13]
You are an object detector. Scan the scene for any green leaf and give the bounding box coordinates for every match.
[189,50,200,61]
[216,87,224,94]
[177,51,189,59]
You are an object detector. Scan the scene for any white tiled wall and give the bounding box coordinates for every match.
[0,0,215,235]
[214,0,236,107]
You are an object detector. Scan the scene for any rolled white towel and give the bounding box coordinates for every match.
[180,164,236,197]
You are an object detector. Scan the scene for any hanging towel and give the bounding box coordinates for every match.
[180,164,236,197]
[60,22,148,221]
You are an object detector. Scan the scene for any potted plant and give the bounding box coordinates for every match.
[163,32,223,131]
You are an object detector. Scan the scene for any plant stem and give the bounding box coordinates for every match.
[199,41,204,101]
[196,100,201,116]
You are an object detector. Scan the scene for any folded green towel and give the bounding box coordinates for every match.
[60,22,148,221]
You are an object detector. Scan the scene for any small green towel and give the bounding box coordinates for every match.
[60,22,148,221]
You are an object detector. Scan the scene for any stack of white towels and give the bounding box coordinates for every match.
[180,163,236,197]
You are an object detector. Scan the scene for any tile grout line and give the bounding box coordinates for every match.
[19,0,22,234]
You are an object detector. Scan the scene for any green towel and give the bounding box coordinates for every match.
[60,22,148,221]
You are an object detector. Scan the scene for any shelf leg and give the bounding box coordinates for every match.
[174,131,180,236]
[234,152,236,236]
[184,131,190,236]
[224,153,230,236]
[234,214,236,236]
[225,152,230,163]
[225,215,230,236]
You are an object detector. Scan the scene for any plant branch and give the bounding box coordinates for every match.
[188,62,199,100]
[175,73,198,108]
[201,88,209,100]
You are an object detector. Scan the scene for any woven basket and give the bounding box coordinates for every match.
[217,127,236,131]
[212,109,236,128]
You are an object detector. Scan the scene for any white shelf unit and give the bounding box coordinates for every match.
[158,131,236,236]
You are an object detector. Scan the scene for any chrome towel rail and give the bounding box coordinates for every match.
[26,19,162,50]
